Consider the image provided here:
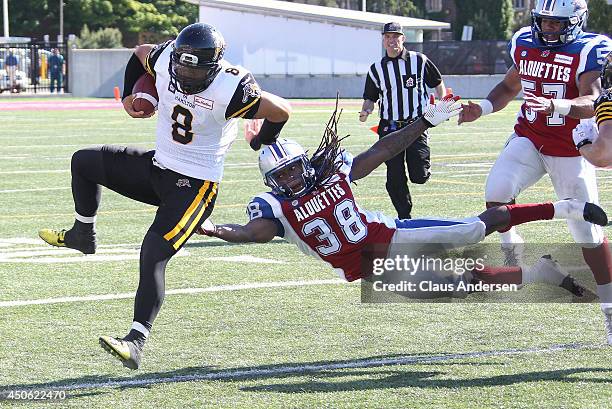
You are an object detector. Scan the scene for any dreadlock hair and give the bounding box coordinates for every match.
[310,95,349,189]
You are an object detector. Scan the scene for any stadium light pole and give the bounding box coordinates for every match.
[3,0,9,38]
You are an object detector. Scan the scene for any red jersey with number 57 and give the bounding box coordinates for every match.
[245,152,396,282]
[510,27,611,156]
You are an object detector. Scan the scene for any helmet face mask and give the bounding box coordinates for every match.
[531,0,588,48]
[259,139,316,198]
[169,23,225,95]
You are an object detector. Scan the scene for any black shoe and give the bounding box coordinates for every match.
[583,202,608,226]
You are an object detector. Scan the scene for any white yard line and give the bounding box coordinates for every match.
[0,186,70,193]
[0,279,345,308]
[0,344,596,392]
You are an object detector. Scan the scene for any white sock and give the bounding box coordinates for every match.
[500,227,523,245]
[75,212,96,225]
[596,282,612,311]
[131,321,150,338]
[525,258,567,286]
[552,199,582,221]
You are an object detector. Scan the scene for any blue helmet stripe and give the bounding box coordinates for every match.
[271,143,284,159]
[542,0,556,12]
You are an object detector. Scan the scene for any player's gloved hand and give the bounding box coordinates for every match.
[195,219,216,236]
[572,118,599,149]
[523,91,553,113]
[423,94,462,127]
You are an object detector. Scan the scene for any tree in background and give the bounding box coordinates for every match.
[284,0,418,14]
[454,0,513,40]
[2,0,198,46]
[366,0,417,15]
[586,0,611,36]
[76,25,123,49]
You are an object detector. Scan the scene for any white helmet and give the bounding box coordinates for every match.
[258,138,315,198]
[531,0,588,47]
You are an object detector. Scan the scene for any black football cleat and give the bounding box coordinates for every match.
[558,275,597,301]
[583,202,608,226]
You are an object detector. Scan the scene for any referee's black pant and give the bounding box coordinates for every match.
[378,119,431,219]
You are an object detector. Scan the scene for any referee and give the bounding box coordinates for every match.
[360,22,445,219]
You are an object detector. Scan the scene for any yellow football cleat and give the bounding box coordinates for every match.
[38,228,67,248]
[99,336,143,370]
[38,228,96,254]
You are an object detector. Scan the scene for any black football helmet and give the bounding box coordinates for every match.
[602,51,612,90]
[169,23,225,95]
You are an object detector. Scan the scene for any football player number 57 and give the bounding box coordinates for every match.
[172,105,194,144]
[521,80,565,126]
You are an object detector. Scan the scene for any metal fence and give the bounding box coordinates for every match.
[0,42,69,94]
[404,40,512,75]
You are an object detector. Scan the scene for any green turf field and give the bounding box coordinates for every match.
[0,100,610,408]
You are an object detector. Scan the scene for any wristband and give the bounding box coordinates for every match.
[479,99,493,116]
[551,99,572,116]
[576,139,592,150]
[122,53,146,100]
[257,119,287,145]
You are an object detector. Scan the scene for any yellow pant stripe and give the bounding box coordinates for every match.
[173,183,218,249]
[163,181,212,243]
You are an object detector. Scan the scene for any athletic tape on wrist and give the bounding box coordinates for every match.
[479,99,493,116]
[552,99,571,116]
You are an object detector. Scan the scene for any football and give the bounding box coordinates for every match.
[132,73,158,115]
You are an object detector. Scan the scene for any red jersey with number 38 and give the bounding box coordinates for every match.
[245,152,396,282]
[510,27,611,156]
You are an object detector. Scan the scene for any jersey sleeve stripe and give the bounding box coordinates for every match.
[596,102,612,115]
[163,181,218,249]
[227,97,261,119]
[144,52,155,76]
[596,102,612,125]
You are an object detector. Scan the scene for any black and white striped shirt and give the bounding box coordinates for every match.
[363,49,442,121]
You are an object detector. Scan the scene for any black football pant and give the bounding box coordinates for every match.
[70,145,218,332]
[378,120,431,219]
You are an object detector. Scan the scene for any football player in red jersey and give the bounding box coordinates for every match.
[198,99,607,307]
[458,0,612,344]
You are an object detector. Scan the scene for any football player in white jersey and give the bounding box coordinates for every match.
[458,0,612,344]
[38,23,291,369]
[197,98,607,308]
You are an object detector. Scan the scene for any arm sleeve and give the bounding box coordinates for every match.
[225,72,262,119]
[423,58,443,88]
[363,65,381,101]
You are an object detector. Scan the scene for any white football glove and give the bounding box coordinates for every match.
[196,218,216,236]
[423,94,463,127]
[523,91,552,112]
[572,118,599,149]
